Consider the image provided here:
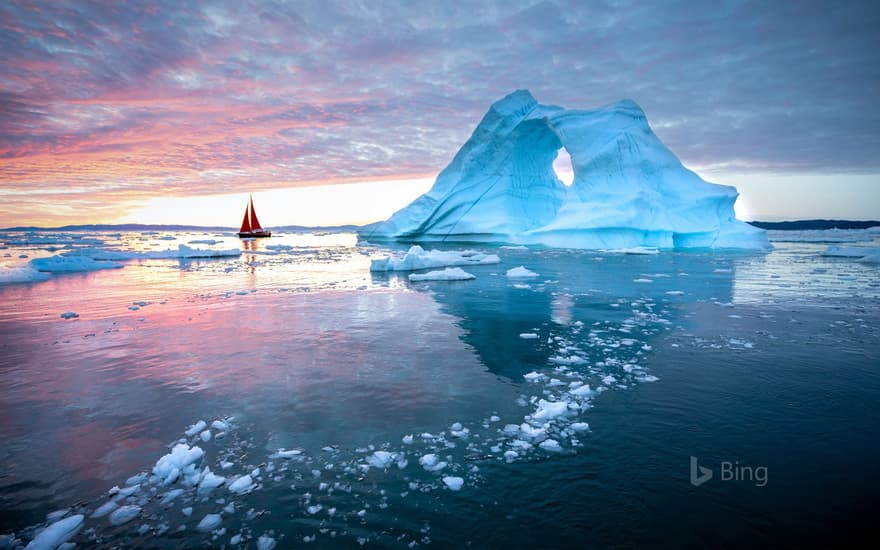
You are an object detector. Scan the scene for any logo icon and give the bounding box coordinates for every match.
[690,456,713,486]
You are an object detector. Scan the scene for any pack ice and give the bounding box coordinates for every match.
[361,90,769,250]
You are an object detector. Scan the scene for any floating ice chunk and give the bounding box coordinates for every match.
[539,439,563,452]
[366,451,396,469]
[506,266,539,278]
[418,454,447,472]
[523,371,546,382]
[30,255,123,273]
[271,449,302,459]
[153,444,204,485]
[401,434,414,445]
[223,502,235,514]
[570,422,591,432]
[442,476,464,491]
[519,332,540,339]
[636,374,659,383]
[633,278,653,283]
[24,514,83,550]
[0,266,50,284]
[125,473,147,486]
[371,245,500,272]
[307,504,322,515]
[569,384,595,398]
[196,514,222,532]
[198,468,226,490]
[211,420,230,431]
[503,450,519,462]
[228,475,255,494]
[408,267,476,281]
[109,505,140,526]
[549,355,587,365]
[90,501,118,518]
[182,507,193,517]
[185,421,207,437]
[257,535,276,550]
[531,399,569,421]
[230,534,242,545]
[158,489,184,506]
[602,375,617,385]
[59,312,79,319]
[188,239,219,245]
[199,430,212,442]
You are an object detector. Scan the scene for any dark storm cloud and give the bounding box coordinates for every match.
[1,0,878,199]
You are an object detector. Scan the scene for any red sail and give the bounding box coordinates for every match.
[249,196,263,230]
[239,201,251,233]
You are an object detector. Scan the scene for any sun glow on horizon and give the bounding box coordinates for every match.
[117,178,435,228]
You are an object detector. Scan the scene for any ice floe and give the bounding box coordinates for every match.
[506,266,539,278]
[408,267,476,281]
[24,514,83,550]
[370,245,500,272]
[0,266,50,284]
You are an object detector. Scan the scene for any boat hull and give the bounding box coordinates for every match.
[238,231,272,238]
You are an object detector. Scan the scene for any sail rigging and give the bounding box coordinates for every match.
[237,194,271,238]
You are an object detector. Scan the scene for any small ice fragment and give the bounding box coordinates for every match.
[199,469,226,490]
[109,505,141,526]
[196,513,222,532]
[539,439,563,452]
[185,421,207,437]
[569,384,595,397]
[503,450,518,462]
[633,278,653,283]
[60,312,79,319]
[366,451,395,469]
[519,333,539,339]
[531,399,569,420]
[182,507,193,516]
[228,475,254,494]
[490,415,500,422]
[401,434,414,445]
[23,514,83,550]
[223,502,235,514]
[307,504,323,515]
[158,489,184,506]
[408,267,476,281]
[506,266,539,278]
[257,535,277,550]
[442,476,464,491]
[199,430,212,442]
[272,449,302,459]
[570,422,590,432]
[211,420,230,431]
[125,473,147,486]
[90,501,118,518]
[230,534,242,545]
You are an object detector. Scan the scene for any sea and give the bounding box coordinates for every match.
[0,227,878,548]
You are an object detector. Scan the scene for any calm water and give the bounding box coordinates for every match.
[0,229,878,548]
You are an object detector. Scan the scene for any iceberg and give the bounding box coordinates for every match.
[360,90,769,250]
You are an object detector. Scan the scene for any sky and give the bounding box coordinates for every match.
[1,0,878,228]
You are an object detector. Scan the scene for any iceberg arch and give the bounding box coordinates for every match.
[360,90,769,250]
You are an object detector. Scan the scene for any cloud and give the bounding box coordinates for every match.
[1,0,878,223]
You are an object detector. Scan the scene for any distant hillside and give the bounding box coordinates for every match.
[748,220,880,230]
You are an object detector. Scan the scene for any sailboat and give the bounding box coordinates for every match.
[237,194,272,238]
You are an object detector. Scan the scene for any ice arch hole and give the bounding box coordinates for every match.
[553,147,574,186]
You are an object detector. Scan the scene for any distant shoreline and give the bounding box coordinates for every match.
[1,220,877,232]
[0,223,363,232]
